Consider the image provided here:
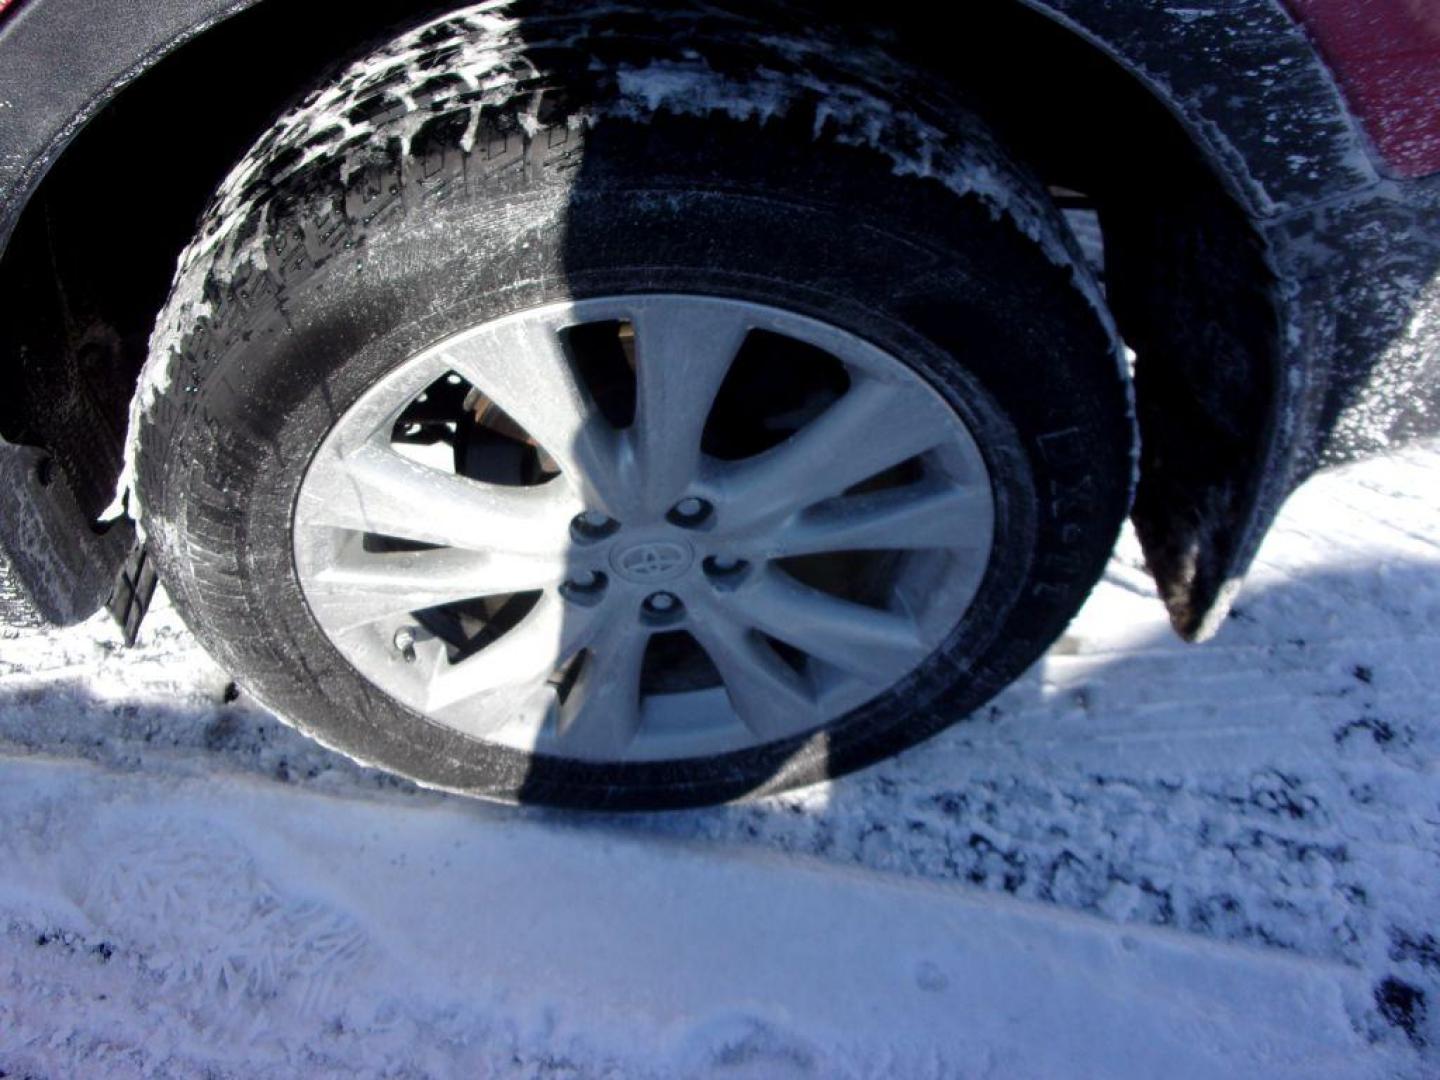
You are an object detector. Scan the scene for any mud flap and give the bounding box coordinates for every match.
[107,542,158,646]
[0,437,133,628]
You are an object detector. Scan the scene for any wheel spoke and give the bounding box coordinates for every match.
[294,295,997,764]
[426,592,601,713]
[628,298,750,515]
[300,443,579,553]
[305,546,568,633]
[443,317,627,511]
[553,622,650,760]
[758,480,992,559]
[687,601,820,741]
[429,678,556,741]
[712,377,959,532]
[732,567,929,683]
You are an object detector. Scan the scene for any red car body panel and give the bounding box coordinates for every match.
[1288,0,1440,177]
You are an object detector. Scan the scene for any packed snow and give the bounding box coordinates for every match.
[2,441,1438,1077]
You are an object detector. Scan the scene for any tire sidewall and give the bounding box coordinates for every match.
[145,116,1129,808]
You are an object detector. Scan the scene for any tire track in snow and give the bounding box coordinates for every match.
[1,442,1438,1059]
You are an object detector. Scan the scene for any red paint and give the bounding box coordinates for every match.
[1286,0,1440,178]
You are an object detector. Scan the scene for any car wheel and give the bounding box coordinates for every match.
[133,5,1132,808]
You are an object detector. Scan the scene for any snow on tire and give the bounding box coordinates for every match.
[131,3,1132,808]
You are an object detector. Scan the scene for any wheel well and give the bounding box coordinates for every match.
[886,3,1281,637]
[0,0,1277,636]
[0,1,454,520]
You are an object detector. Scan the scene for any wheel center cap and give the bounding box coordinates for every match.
[610,539,694,583]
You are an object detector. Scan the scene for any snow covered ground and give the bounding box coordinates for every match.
[1,442,1437,1078]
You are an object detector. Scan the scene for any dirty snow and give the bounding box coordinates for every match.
[3,442,1438,1077]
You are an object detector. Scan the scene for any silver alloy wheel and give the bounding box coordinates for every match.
[293,295,994,762]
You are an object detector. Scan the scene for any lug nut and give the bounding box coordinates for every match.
[644,591,680,614]
[703,555,748,578]
[667,497,713,527]
[571,510,619,541]
[561,570,608,604]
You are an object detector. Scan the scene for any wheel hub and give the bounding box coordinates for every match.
[293,295,994,763]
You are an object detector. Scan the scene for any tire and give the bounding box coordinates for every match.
[134,5,1132,809]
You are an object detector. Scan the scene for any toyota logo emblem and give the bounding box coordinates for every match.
[612,541,693,582]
